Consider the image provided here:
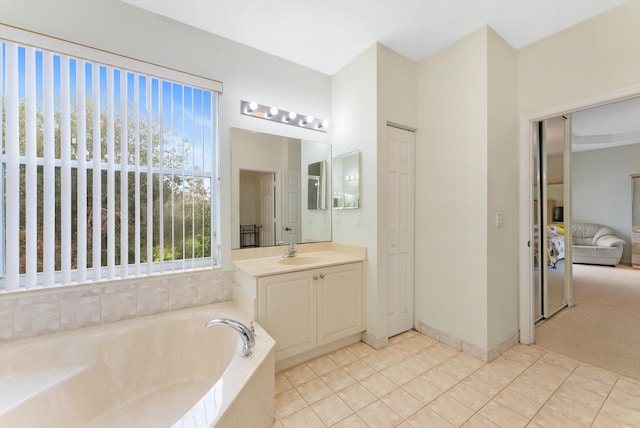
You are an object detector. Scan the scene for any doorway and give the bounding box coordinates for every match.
[518,86,640,345]
[239,169,277,247]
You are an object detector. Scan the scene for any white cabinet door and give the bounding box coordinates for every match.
[317,263,363,346]
[258,270,317,360]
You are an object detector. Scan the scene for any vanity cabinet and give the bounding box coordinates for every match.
[257,262,363,361]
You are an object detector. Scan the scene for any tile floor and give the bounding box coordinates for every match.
[273,330,640,427]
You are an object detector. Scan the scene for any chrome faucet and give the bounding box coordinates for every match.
[205,318,256,357]
[282,242,297,258]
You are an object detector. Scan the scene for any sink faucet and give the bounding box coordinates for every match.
[282,242,297,258]
[205,318,256,357]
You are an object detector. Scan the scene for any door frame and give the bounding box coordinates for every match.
[518,83,640,344]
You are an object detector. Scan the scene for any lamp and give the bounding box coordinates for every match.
[240,100,328,132]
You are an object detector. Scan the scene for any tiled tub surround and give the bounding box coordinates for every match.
[0,302,276,428]
[0,269,234,342]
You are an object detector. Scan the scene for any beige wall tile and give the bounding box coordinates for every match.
[13,293,60,339]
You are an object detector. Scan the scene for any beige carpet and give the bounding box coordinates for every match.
[535,263,640,381]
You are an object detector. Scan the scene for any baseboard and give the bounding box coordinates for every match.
[417,321,519,362]
[361,331,389,349]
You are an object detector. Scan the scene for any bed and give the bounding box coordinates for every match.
[534,223,565,268]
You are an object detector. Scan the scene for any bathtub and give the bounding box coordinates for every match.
[0,302,275,427]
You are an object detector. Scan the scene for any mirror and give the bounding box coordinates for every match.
[332,150,360,209]
[231,128,331,249]
[307,161,327,210]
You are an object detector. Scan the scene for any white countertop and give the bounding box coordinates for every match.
[232,250,365,277]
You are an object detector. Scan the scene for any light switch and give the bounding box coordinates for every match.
[496,211,504,227]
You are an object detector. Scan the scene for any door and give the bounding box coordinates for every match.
[282,169,301,245]
[317,263,363,346]
[259,173,276,246]
[386,126,415,337]
[258,270,317,360]
[533,116,572,324]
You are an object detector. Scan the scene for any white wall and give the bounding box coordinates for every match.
[1,0,332,270]
[572,144,640,264]
[486,28,518,350]
[331,46,380,339]
[416,27,490,350]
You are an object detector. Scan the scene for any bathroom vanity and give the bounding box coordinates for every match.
[232,243,366,370]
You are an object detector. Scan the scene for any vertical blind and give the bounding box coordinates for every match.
[0,29,220,290]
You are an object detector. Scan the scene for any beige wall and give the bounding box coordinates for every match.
[518,1,640,115]
[416,27,490,350]
[486,28,518,350]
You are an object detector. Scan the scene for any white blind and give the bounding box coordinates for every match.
[0,29,219,290]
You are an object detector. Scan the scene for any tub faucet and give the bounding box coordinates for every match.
[205,318,256,357]
[282,242,297,258]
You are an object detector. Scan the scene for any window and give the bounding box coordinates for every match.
[1,27,220,290]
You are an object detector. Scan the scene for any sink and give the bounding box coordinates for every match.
[278,256,324,266]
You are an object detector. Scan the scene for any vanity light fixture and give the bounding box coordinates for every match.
[240,100,328,132]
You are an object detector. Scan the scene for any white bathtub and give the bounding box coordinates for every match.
[0,302,275,428]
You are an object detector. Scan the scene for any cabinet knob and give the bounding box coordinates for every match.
[319,274,325,279]
[313,275,318,280]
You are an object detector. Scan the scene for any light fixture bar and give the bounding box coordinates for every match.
[240,100,328,132]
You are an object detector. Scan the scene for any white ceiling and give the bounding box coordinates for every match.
[122,0,627,76]
[122,0,638,151]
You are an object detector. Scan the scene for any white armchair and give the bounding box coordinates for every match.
[572,223,625,266]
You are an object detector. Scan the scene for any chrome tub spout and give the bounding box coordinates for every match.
[205,318,256,357]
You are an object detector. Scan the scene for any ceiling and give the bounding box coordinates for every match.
[122,0,638,151]
[122,0,627,76]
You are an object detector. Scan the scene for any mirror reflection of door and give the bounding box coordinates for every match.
[239,170,276,247]
[282,170,301,245]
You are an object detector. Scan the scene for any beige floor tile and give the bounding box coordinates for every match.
[514,344,546,359]
[296,377,334,404]
[501,346,540,366]
[591,412,637,428]
[388,330,415,345]
[478,400,529,428]
[402,375,444,404]
[275,388,309,419]
[283,363,317,386]
[493,387,542,419]
[380,388,424,419]
[380,363,416,385]
[599,395,640,427]
[273,419,284,428]
[509,374,557,403]
[326,347,359,367]
[331,413,370,428]
[556,378,610,411]
[337,383,377,411]
[428,394,474,426]
[275,372,294,395]
[307,354,340,376]
[395,423,413,428]
[346,341,376,359]
[357,400,403,428]
[399,353,432,376]
[320,367,357,392]
[406,406,456,428]
[530,406,584,428]
[460,414,500,428]
[544,394,597,426]
[608,379,640,412]
[342,359,377,381]
[539,351,580,371]
[438,355,483,381]
[474,363,518,387]
[280,406,326,428]
[362,352,396,371]
[311,394,353,426]
[572,364,618,388]
[360,372,398,398]
[396,337,429,355]
[421,367,460,391]
[411,333,439,348]
[461,373,504,399]
[446,383,491,412]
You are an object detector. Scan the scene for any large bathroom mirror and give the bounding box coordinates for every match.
[332,150,360,209]
[231,128,332,249]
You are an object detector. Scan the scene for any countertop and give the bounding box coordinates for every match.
[232,250,365,278]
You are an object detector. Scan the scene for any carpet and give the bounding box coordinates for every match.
[535,263,640,381]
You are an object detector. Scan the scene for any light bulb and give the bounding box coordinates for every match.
[301,115,314,126]
[245,101,258,114]
[266,106,279,118]
[316,119,329,129]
